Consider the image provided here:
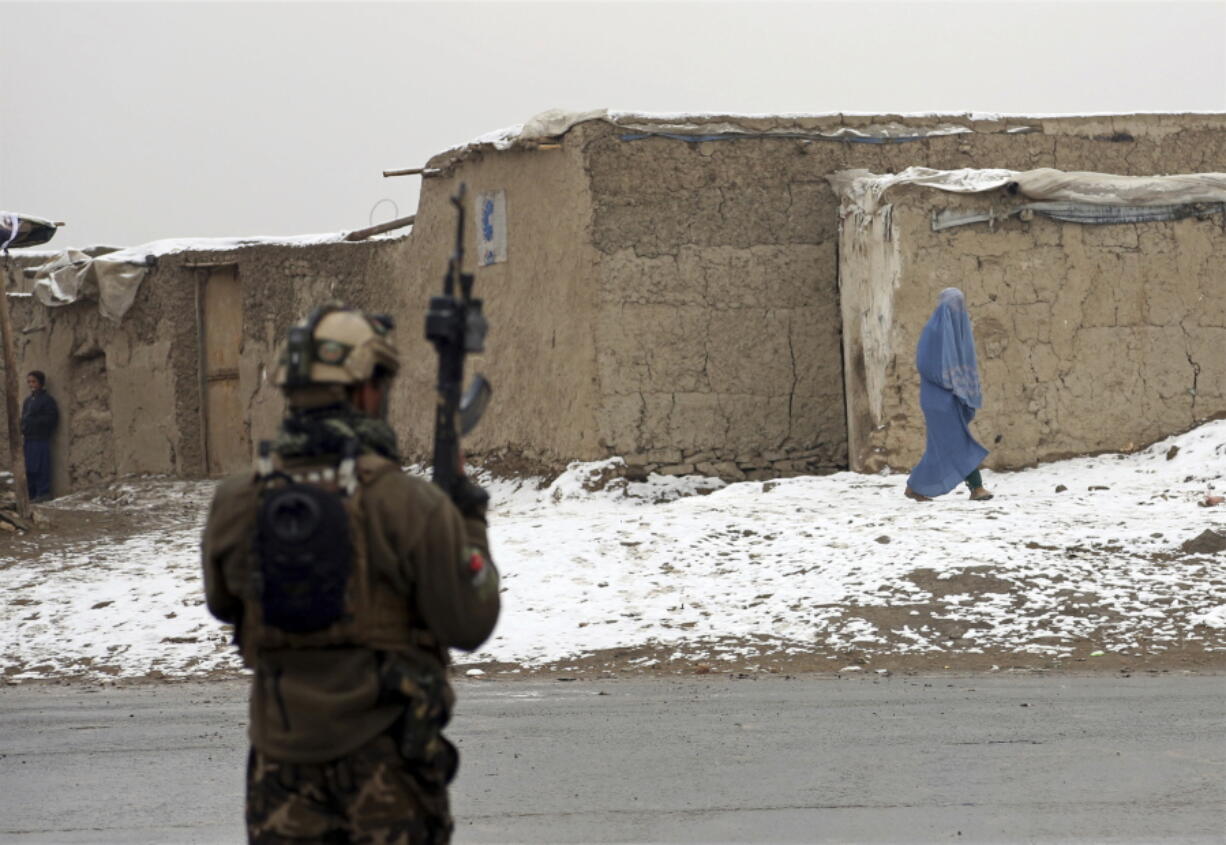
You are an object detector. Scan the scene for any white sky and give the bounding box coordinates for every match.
[2,0,1224,249]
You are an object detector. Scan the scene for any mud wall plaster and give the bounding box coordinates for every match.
[839,184,1226,473]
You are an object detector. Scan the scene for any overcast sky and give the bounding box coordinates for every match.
[2,0,1224,249]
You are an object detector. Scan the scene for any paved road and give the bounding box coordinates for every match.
[1,674,1223,843]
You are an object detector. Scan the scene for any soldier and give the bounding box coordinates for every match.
[202,304,499,844]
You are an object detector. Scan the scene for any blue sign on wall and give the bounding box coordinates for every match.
[477,190,507,267]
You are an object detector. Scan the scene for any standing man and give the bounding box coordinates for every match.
[202,304,500,844]
[21,370,59,502]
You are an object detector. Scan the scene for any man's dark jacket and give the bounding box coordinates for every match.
[21,390,58,440]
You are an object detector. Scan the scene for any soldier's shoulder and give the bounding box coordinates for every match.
[202,472,259,551]
[400,473,447,509]
[214,470,257,496]
[358,455,446,508]
[209,471,259,515]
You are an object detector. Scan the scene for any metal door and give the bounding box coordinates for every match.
[199,266,250,475]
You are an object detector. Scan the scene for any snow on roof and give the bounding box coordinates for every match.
[7,230,375,267]
[12,231,390,264]
[18,231,391,323]
[444,107,1226,155]
[3,420,1225,681]
[97,231,364,261]
[451,108,992,154]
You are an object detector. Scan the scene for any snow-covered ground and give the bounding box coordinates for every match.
[3,423,1226,682]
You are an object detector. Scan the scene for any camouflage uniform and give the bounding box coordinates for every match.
[245,733,450,844]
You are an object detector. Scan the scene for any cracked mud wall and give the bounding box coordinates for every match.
[578,123,844,480]
[840,184,1226,473]
[3,282,186,495]
[572,113,1226,479]
[1,238,403,492]
[400,142,602,468]
[9,112,1226,490]
[5,198,597,490]
[203,239,405,473]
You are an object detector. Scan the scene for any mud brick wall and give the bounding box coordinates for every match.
[838,184,1226,473]
[566,114,1226,479]
[9,113,1226,490]
[402,144,604,472]
[206,240,404,470]
[580,126,843,480]
[412,113,1226,480]
[2,238,400,492]
[3,281,189,495]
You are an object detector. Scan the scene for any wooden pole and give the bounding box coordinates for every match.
[382,167,439,178]
[344,214,416,242]
[0,252,30,519]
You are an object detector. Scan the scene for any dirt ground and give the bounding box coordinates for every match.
[10,645,1223,689]
[1,477,203,557]
[463,640,1226,681]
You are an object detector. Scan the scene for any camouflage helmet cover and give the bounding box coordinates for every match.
[274,305,400,389]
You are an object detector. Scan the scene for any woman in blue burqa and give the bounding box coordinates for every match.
[905,287,994,502]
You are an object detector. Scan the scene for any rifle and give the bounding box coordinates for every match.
[425,184,492,498]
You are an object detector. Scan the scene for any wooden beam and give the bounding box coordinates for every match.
[0,254,31,519]
[0,507,30,531]
[344,215,416,242]
[382,167,440,178]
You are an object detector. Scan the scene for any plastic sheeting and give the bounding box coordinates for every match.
[828,168,1017,215]
[830,166,1226,215]
[28,249,154,323]
[0,212,57,249]
[931,201,1223,231]
[1015,169,1226,206]
[22,232,355,324]
[829,166,1226,230]
[470,108,609,150]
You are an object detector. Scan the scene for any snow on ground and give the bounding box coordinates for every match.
[3,424,1226,681]
[475,423,1226,668]
[2,481,227,680]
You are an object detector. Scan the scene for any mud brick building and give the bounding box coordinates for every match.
[5,110,1226,491]
[400,111,1226,480]
[831,168,1226,473]
[2,237,403,493]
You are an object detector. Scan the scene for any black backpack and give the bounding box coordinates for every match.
[254,442,359,634]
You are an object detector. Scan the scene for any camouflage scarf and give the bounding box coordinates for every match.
[273,403,400,462]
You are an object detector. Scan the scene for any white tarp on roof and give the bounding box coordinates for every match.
[1014,169,1226,205]
[25,232,352,323]
[830,166,1226,214]
[471,108,609,150]
[30,249,152,323]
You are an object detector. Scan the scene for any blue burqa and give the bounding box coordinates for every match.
[906,288,988,497]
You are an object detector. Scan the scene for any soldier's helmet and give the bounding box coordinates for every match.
[274,304,400,390]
